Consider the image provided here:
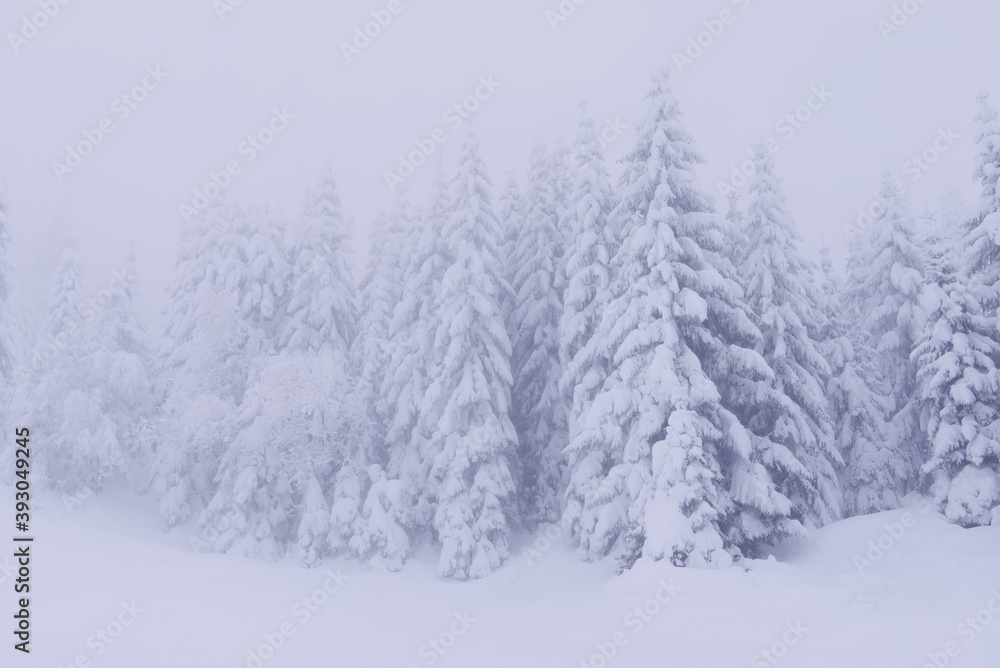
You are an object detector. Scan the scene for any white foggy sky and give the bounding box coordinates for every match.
[1,0,998,315]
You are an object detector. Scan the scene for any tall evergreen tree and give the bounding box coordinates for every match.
[496,173,525,321]
[197,203,350,559]
[509,139,568,528]
[31,247,119,493]
[818,247,901,516]
[973,92,1000,221]
[153,201,287,528]
[202,350,368,559]
[560,103,618,532]
[384,169,450,491]
[565,73,792,570]
[919,190,965,288]
[846,177,926,491]
[423,133,518,578]
[738,149,841,526]
[280,166,358,360]
[331,194,420,569]
[354,199,410,426]
[89,248,156,492]
[374,169,455,566]
[915,93,1000,527]
[913,284,1000,527]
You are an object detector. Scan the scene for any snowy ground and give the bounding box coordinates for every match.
[3,485,999,668]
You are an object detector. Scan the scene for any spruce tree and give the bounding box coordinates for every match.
[739,149,842,526]
[819,247,901,516]
[566,73,792,569]
[846,176,927,491]
[509,139,568,528]
[280,165,358,360]
[560,103,618,535]
[90,247,156,492]
[32,247,119,493]
[354,198,410,428]
[425,133,518,578]
[915,93,1000,526]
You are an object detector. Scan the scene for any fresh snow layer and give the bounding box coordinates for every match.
[3,486,999,668]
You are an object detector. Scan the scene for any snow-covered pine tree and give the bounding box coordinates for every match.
[560,102,618,397]
[565,72,792,570]
[354,197,411,430]
[722,191,749,269]
[199,203,356,560]
[547,136,575,231]
[846,176,926,492]
[914,92,1000,527]
[913,284,1000,527]
[509,139,568,528]
[496,173,525,321]
[383,171,449,471]
[212,203,291,349]
[202,350,368,559]
[370,168,456,566]
[326,193,418,569]
[423,132,518,579]
[161,200,286,407]
[818,246,901,516]
[151,202,240,527]
[279,165,358,361]
[31,246,119,493]
[919,189,967,288]
[237,167,374,566]
[706,187,799,555]
[89,246,156,492]
[973,92,1000,221]
[738,149,842,526]
[154,201,289,530]
[344,462,411,571]
[963,93,1000,328]
[560,102,618,532]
